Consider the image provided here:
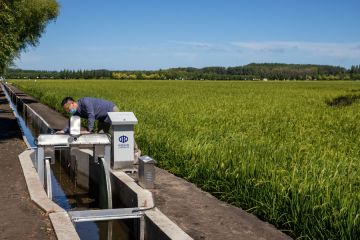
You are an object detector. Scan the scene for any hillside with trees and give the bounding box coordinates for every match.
[5,63,360,80]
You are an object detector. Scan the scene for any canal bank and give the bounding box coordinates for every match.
[0,87,55,239]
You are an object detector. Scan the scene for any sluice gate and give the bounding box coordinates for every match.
[35,131,145,239]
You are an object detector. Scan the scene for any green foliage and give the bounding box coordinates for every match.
[350,65,360,80]
[6,63,358,80]
[10,79,360,239]
[6,68,112,79]
[0,0,59,74]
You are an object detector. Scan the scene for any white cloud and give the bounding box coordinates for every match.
[172,41,213,49]
[171,40,360,61]
[229,41,360,59]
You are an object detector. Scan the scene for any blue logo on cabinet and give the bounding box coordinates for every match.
[119,135,128,143]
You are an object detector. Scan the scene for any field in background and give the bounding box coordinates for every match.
[10,79,360,239]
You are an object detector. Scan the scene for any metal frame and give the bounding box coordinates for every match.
[68,208,145,240]
[36,133,112,201]
[35,133,145,240]
[68,208,143,222]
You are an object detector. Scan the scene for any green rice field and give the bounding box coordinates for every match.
[10,79,360,239]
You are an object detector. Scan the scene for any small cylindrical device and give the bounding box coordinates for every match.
[138,155,156,189]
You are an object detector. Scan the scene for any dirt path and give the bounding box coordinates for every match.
[152,168,291,240]
[0,86,55,239]
[6,83,291,240]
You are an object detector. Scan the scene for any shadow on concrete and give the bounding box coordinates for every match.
[21,98,38,104]
[0,117,22,142]
[0,99,8,105]
[0,109,12,114]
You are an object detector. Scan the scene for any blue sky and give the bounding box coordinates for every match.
[15,0,360,70]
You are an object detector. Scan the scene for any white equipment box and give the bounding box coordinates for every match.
[108,112,138,169]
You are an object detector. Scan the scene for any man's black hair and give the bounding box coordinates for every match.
[61,97,75,107]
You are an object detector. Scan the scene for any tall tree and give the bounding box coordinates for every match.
[0,0,59,74]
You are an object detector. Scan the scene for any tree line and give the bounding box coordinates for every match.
[5,63,360,80]
[350,65,360,80]
[4,69,112,79]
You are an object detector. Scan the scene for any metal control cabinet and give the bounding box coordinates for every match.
[108,112,138,169]
[138,156,156,189]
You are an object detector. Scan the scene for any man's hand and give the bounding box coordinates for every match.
[80,130,91,134]
[56,130,65,134]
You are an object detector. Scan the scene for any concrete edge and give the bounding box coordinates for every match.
[25,103,52,129]
[5,84,52,129]
[19,150,64,212]
[111,170,154,207]
[145,208,193,240]
[111,170,193,239]
[19,150,80,240]
[49,212,80,240]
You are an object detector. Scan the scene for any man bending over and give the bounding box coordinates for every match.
[57,96,119,134]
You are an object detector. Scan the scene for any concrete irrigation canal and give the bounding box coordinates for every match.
[0,81,291,240]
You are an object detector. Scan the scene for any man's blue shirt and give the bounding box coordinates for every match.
[64,97,115,132]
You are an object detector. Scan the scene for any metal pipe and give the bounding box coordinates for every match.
[45,158,52,199]
[37,147,44,185]
[68,208,143,222]
[100,157,113,209]
[140,215,145,240]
